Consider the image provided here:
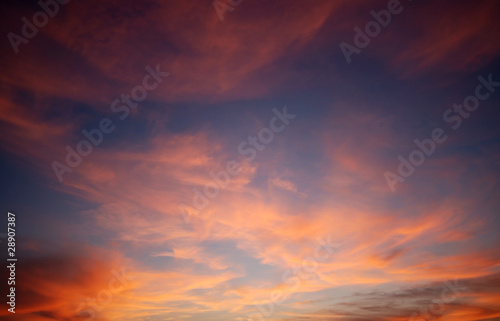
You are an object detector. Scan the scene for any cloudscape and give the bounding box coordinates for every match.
[1,0,500,320]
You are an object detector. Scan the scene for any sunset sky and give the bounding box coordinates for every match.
[1,0,500,320]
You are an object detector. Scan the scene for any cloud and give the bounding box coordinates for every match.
[0,245,133,321]
[1,0,499,320]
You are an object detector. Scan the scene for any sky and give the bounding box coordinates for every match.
[0,0,500,320]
